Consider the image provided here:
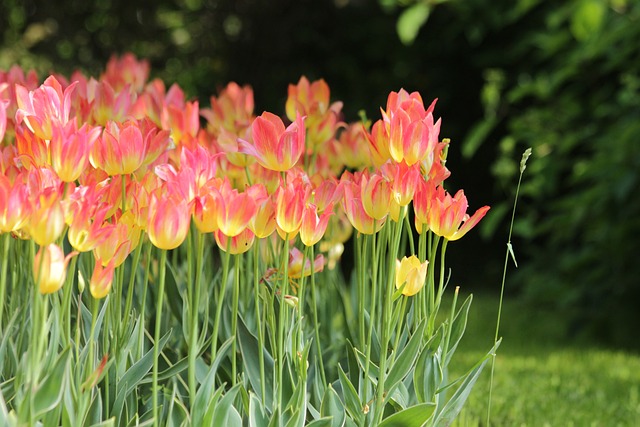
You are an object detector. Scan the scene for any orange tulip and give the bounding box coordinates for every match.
[275,178,309,238]
[0,174,30,233]
[287,247,325,279]
[50,120,102,182]
[90,120,146,175]
[215,227,255,254]
[239,112,306,172]
[300,203,334,247]
[428,188,490,241]
[147,187,191,250]
[89,257,116,299]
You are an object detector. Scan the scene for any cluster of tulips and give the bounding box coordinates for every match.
[0,54,487,300]
[0,53,492,426]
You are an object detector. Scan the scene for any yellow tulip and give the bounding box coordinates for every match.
[395,255,428,296]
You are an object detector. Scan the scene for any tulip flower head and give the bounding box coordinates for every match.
[33,244,77,295]
[15,76,77,141]
[429,188,490,241]
[89,256,116,299]
[395,255,428,296]
[147,186,191,250]
[239,112,306,172]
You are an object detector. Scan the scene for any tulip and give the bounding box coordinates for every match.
[360,172,392,221]
[275,178,309,238]
[0,174,30,233]
[29,190,65,246]
[15,76,77,141]
[89,257,116,299]
[215,227,255,254]
[429,189,490,241]
[239,112,306,172]
[33,244,77,295]
[395,255,428,296]
[50,120,102,182]
[90,120,146,175]
[300,203,334,247]
[147,188,191,250]
[288,247,325,279]
[211,180,257,238]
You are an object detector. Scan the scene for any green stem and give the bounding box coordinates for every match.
[153,249,168,427]
[362,231,379,411]
[121,237,143,343]
[61,254,78,343]
[231,253,241,384]
[374,208,406,424]
[309,244,326,386]
[277,237,290,426]
[487,150,529,426]
[188,231,204,405]
[0,233,10,331]
[211,239,232,364]
[252,244,267,406]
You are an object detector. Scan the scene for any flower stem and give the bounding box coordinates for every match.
[252,244,267,406]
[211,239,232,364]
[0,233,10,331]
[309,243,326,386]
[152,249,168,427]
[188,231,204,405]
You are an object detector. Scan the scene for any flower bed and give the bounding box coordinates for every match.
[0,53,496,426]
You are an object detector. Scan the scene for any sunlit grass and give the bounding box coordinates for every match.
[448,293,640,426]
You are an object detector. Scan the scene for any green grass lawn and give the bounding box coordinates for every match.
[446,293,640,426]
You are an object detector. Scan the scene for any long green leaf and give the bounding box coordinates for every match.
[445,295,472,366]
[238,314,274,408]
[33,347,71,418]
[337,365,363,424]
[192,337,233,425]
[111,330,172,420]
[210,383,242,427]
[435,339,501,426]
[320,384,345,427]
[378,402,436,427]
[249,393,269,427]
[385,320,426,402]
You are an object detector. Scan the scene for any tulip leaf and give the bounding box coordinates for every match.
[210,383,242,427]
[33,347,71,418]
[414,327,444,403]
[249,393,269,427]
[385,320,426,403]
[435,339,501,426]
[192,337,233,425]
[320,384,345,427]
[306,418,334,427]
[445,294,473,366]
[338,364,364,424]
[238,314,275,408]
[111,330,172,421]
[378,402,436,427]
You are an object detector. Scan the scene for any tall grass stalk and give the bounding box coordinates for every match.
[486,148,532,426]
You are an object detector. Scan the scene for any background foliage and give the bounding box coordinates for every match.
[2,0,638,348]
